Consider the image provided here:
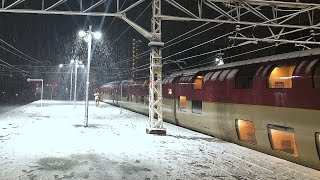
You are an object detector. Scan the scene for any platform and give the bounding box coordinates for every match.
[0,100,319,179]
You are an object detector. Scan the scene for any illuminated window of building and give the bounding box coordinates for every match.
[179,96,187,110]
[193,76,204,89]
[313,62,320,88]
[236,119,257,144]
[268,65,296,88]
[192,100,202,114]
[268,125,299,156]
[316,133,320,159]
[236,66,260,89]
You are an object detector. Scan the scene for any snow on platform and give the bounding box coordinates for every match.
[0,100,319,180]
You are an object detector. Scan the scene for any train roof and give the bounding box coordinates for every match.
[169,47,320,77]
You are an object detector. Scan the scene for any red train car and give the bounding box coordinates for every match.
[101,48,320,170]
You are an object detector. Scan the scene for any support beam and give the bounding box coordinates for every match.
[0,9,121,17]
[119,0,145,14]
[4,0,24,10]
[120,15,153,40]
[45,0,68,11]
[206,0,320,9]
[204,0,236,21]
[83,0,107,13]
[156,15,320,30]
[229,36,320,45]
[165,0,198,18]
[147,0,166,135]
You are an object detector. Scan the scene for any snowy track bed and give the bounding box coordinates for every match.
[0,100,319,180]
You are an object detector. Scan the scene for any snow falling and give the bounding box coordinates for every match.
[0,100,319,179]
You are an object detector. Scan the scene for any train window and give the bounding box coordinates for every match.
[235,119,257,144]
[210,71,222,81]
[219,70,231,81]
[313,62,320,88]
[193,76,204,89]
[236,66,260,89]
[268,65,296,88]
[268,125,299,156]
[179,96,187,110]
[204,72,214,82]
[192,100,202,114]
[316,133,320,159]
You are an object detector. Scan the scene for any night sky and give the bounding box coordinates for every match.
[0,0,319,103]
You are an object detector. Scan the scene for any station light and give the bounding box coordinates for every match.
[78,30,86,37]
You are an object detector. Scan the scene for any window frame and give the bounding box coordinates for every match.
[315,132,320,159]
[312,61,320,88]
[235,119,257,145]
[191,100,202,114]
[235,66,260,89]
[266,64,297,89]
[178,96,187,111]
[267,124,299,157]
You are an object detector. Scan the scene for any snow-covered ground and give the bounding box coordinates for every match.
[0,100,319,180]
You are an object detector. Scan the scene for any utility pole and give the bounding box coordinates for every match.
[146,0,166,135]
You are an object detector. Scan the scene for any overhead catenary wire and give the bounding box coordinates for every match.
[0,38,42,64]
[0,58,30,75]
[0,45,39,64]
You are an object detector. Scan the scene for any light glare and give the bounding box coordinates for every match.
[78,30,86,37]
[59,64,63,68]
[93,32,102,40]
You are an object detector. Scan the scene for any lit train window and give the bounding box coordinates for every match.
[192,100,202,114]
[316,133,320,159]
[236,119,257,144]
[267,65,296,88]
[193,76,204,89]
[313,62,320,88]
[179,96,187,110]
[236,66,260,89]
[268,125,299,156]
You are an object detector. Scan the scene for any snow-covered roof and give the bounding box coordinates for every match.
[169,47,320,77]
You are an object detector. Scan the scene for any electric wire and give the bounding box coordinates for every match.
[0,39,42,64]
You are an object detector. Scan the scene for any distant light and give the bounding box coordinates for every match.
[25,90,27,92]
[78,30,86,37]
[93,32,102,40]
[70,59,75,64]
[2,91,5,94]
[16,93,19,96]
[79,61,83,65]
[10,74,13,77]
[168,88,172,95]
[59,64,63,68]
[215,58,220,62]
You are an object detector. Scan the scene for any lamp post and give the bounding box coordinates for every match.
[73,60,84,108]
[70,59,75,101]
[78,25,102,127]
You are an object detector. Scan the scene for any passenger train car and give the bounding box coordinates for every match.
[100,48,320,170]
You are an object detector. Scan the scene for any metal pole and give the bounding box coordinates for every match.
[70,64,73,101]
[84,25,92,127]
[51,85,53,100]
[41,80,43,107]
[73,59,78,108]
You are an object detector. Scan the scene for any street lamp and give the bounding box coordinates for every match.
[73,59,84,108]
[79,25,102,127]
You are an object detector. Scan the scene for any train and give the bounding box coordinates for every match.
[100,48,320,170]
